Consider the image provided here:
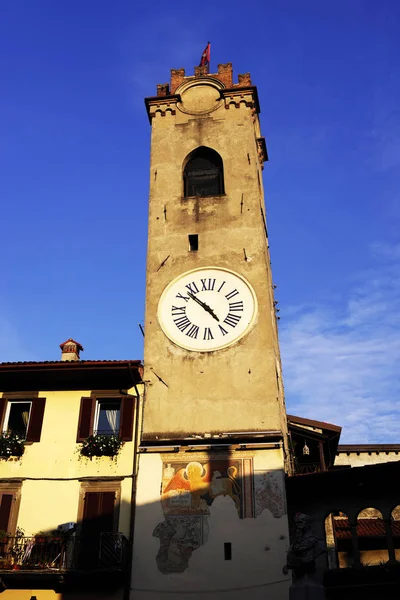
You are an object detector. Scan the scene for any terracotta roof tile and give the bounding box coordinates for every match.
[334,518,400,539]
[287,414,341,433]
[0,360,142,366]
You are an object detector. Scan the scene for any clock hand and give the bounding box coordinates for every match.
[187,292,220,322]
[187,292,214,313]
[203,305,220,322]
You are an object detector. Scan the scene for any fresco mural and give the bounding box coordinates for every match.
[153,454,255,573]
[153,515,205,573]
[254,470,286,518]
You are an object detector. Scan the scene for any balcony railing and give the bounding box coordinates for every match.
[294,462,323,475]
[0,532,129,572]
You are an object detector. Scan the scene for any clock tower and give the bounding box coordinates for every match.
[132,62,291,599]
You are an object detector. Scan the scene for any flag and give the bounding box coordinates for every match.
[199,42,210,68]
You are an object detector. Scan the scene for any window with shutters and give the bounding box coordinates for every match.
[77,482,121,569]
[76,394,135,443]
[3,401,31,438]
[0,396,46,443]
[0,484,21,536]
[94,398,120,436]
[183,147,224,197]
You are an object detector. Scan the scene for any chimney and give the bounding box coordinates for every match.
[60,338,83,361]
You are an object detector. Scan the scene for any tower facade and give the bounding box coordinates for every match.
[132,63,291,600]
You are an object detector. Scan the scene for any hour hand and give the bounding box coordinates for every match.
[187,292,219,322]
[203,304,220,322]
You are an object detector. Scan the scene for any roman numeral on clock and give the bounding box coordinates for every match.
[218,324,229,336]
[186,324,199,339]
[203,327,214,340]
[173,315,191,333]
[229,301,244,312]
[224,313,241,328]
[225,289,239,300]
[201,278,216,291]
[173,315,199,339]
[185,281,199,295]
[171,305,186,316]
[176,293,190,303]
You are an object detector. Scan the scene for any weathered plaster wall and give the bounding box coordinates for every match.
[0,591,125,600]
[0,592,61,600]
[131,448,291,600]
[143,77,288,441]
[335,451,400,467]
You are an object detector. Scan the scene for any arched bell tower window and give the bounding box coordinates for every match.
[183,147,224,197]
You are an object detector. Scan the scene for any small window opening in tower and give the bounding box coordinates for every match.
[184,147,224,197]
[188,234,198,251]
[224,542,232,560]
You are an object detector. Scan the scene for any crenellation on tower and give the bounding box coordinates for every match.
[215,62,233,87]
[156,82,170,96]
[158,63,253,97]
[236,71,252,87]
[170,68,185,93]
[194,64,210,78]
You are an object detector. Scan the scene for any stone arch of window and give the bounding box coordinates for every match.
[356,507,389,565]
[325,510,353,569]
[391,505,400,561]
[183,147,224,197]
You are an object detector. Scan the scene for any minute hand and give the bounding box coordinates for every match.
[187,292,220,322]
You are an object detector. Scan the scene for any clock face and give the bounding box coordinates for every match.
[157,267,258,352]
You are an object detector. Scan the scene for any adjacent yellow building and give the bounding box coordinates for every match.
[0,339,143,600]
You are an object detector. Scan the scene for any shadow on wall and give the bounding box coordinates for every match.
[0,463,291,600]
[131,447,292,600]
[1,459,399,600]
[0,500,133,600]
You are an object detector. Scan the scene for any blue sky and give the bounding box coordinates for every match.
[1,1,399,442]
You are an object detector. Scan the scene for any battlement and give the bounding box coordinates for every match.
[155,63,252,96]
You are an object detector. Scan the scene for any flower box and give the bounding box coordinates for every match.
[80,434,123,458]
[0,433,24,459]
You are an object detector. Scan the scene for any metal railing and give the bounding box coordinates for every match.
[0,533,129,572]
[294,462,323,474]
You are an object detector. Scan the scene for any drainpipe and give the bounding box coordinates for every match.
[123,362,145,600]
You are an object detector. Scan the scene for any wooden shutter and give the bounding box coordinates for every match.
[84,492,101,520]
[76,397,95,442]
[100,492,116,531]
[0,494,13,532]
[0,398,7,431]
[26,397,46,442]
[119,396,134,441]
[82,491,115,535]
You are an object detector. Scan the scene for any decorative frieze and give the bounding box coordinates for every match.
[145,95,180,122]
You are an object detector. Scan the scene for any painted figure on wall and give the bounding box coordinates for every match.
[254,470,286,518]
[161,460,243,515]
[153,515,203,573]
[153,455,255,573]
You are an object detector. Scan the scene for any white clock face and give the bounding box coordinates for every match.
[158,267,258,352]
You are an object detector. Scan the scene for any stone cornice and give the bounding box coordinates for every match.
[145,94,181,123]
[221,86,260,113]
